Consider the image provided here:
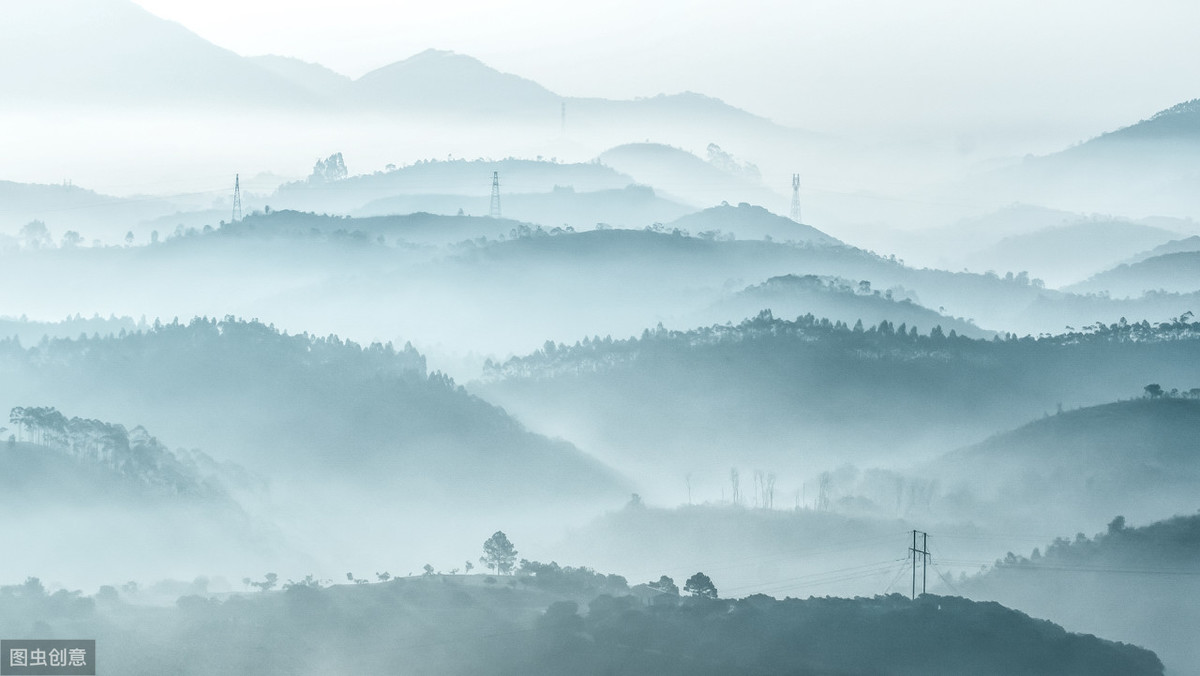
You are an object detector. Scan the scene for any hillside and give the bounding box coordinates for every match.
[963,99,1200,217]
[694,274,987,338]
[0,408,279,586]
[666,203,841,245]
[0,573,1162,676]
[962,514,1200,676]
[476,314,1200,481]
[930,398,1200,529]
[248,55,352,97]
[1069,251,1200,297]
[0,318,627,506]
[1125,235,1200,265]
[961,220,1177,288]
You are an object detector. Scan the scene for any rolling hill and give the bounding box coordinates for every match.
[929,398,1200,530]
[1068,251,1200,297]
[962,513,1200,676]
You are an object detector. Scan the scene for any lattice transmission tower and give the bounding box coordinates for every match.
[490,171,502,219]
[232,174,243,223]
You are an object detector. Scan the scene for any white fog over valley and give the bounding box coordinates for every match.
[1,2,1199,675]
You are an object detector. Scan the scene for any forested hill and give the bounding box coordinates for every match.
[0,317,627,505]
[477,312,1200,471]
[925,397,1200,532]
[962,514,1200,676]
[0,574,1162,676]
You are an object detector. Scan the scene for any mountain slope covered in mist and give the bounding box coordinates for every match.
[930,398,1200,528]
[1069,251,1200,297]
[0,318,627,505]
[477,313,1200,474]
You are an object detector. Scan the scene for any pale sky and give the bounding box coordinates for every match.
[128,0,1200,150]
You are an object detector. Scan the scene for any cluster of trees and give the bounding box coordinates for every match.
[6,406,224,498]
[990,514,1200,572]
[1143,383,1200,399]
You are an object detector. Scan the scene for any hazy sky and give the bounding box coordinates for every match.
[131,0,1200,149]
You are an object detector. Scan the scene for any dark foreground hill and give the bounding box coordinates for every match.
[0,573,1161,676]
[962,514,1200,676]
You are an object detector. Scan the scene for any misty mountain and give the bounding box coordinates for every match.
[961,219,1178,288]
[1068,251,1200,297]
[966,99,1200,216]
[2,573,1162,676]
[928,398,1200,530]
[359,184,693,230]
[0,0,320,109]
[596,143,783,208]
[962,513,1200,676]
[248,55,353,97]
[476,313,1200,482]
[0,2,789,146]
[0,318,627,506]
[351,49,561,120]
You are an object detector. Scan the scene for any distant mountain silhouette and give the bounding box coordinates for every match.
[351,49,560,118]
[1068,251,1200,297]
[0,2,783,135]
[249,54,352,97]
[0,0,319,108]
